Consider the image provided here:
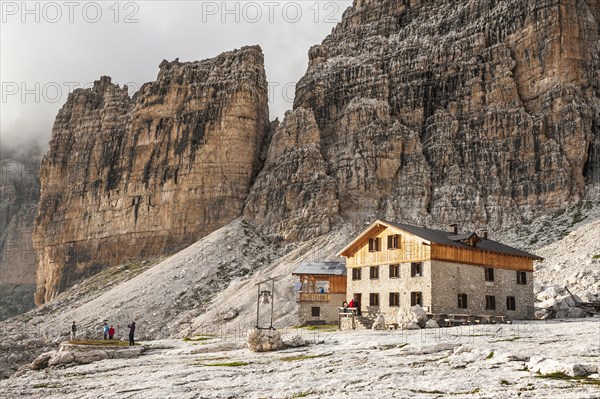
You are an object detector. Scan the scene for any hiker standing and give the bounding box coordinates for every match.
[108,325,115,340]
[127,322,136,346]
[71,321,77,340]
[102,322,109,339]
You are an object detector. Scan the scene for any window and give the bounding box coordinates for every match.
[485,295,496,310]
[370,266,379,279]
[506,296,516,311]
[352,268,362,281]
[387,234,400,250]
[368,237,381,252]
[311,307,320,317]
[458,293,468,309]
[411,262,422,277]
[389,264,400,278]
[389,292,400,307]
[369,293,380,306]
[411,292,422,306]
[484,267,495,282]
[517,271,527,285]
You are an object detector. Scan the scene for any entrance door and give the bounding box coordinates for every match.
[354,293,362,314]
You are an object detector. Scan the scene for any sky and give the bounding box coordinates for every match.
[0,0,352,154]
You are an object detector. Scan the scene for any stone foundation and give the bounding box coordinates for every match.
[247,328,283,352]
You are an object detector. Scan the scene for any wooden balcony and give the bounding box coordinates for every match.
[298,292,330,302]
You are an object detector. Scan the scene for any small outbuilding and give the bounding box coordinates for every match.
[293,261,347,325]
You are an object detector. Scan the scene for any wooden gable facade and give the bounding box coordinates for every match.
[339,223,431,268]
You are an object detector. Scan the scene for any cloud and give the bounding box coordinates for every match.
[0,1,351,152]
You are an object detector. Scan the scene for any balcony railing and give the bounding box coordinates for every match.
[298,292,330,302]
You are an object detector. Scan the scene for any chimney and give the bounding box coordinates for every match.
[449,224,458,234]
[480,230,488,239]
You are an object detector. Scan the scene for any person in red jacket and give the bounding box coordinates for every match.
[348,298,356,309]
[108,325,115,340]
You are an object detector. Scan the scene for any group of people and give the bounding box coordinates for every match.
[69,320,137,345]
[342,298,362,315]
[102,322,116,339]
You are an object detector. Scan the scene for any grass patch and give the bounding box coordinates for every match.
[376,343,409,350]
[553,209,566,218]
[500,379,510,385]
[68,339,136,347]
[32,383,61,389]
[410,389,445,395]
[486,351,494,359]
[191,356,229,365]
[535,372,600,386]
[281,353,332,362]
[492,336,521,342]
[571,210,585,226]
[183,335,213,342]
[290,392,314,398]
[197,361,250,367]
[304,324,338,331]
[593,254,600,260]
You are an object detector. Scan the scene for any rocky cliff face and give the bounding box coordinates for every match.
[33,46,270,305]
[33,1,600,303]
[0,156,39,319]
[245,0,600,239]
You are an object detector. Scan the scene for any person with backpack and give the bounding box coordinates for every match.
[108,325,115,340]
[71,321,77,340]
[127,321,136,346]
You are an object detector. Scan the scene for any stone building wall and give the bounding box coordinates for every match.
[346,261,433,321]
[430,261,534,319]
[298,293,346,325]
[346,259,535,322]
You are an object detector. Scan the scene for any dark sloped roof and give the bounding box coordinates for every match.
[292,261,346,276]
[448,232,478,241]
[383,220,543,260]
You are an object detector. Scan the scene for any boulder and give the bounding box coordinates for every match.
[555,307,588,318]
[406,322,421,330]
[48,350,75,366]
[397,305,428,329]
[247,328,284,352]
[535,309,554,320]
[425,319,439,329]
[536,285,564,302]
[30,351,57,370]
[528,357,596,377]
[555,294,582,308]
[372,314,386,330]
[536,297,557,309]
[45,342,144,367]
[285,335,308,348]
[410,305,428,328]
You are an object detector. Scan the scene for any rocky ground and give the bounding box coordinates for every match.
[1,214,598,381]
[534,219,600,298]
[1,319,598,398]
